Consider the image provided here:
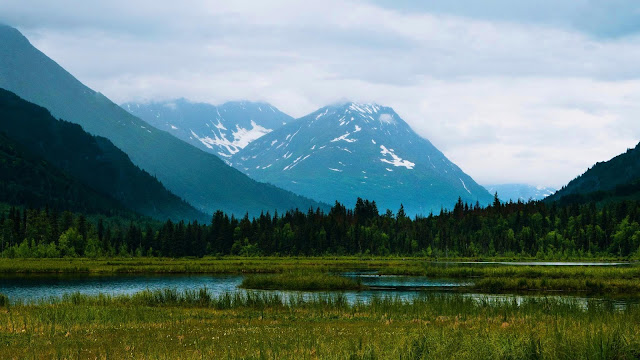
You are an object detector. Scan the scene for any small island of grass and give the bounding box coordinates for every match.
[240,272,368,291]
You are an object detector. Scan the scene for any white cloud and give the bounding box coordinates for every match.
[2,0,640,188]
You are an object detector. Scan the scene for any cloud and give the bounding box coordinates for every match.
[1,0,639,188]
[371,0,640,39]
[379,114,394,124]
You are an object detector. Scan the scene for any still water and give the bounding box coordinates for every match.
[0,273,464,303]
[0,272,636,310]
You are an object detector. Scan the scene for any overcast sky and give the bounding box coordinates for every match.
[2,0,640,188]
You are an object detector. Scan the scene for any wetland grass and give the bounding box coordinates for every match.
[1,289,639,359]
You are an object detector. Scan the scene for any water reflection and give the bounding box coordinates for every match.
[0,274,241,303]
[0,273,638,311]
[438,261,631,266]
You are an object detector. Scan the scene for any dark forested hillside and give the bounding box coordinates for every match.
[0,132,133,215]
[0,88,206,222]
[548,142,640,203]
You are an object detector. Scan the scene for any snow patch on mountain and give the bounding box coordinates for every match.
[460,178,471,194]
[379,145,415,169]
[191,120,271,155]
[231,121,272,149]
[123,99,292,159]
[349,103,380,114]
[331,131,357,143]
[214,120,227,130]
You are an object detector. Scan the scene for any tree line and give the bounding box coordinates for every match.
[1,195,640,258]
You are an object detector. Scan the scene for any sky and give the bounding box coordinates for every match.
[2,0,640,188]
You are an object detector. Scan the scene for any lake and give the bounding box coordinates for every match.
[0,272,637,310]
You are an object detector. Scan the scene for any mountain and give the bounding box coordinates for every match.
[0,24,323,216]
[0,131,132,215]
[547,142,640,204]
[485,184,556,202]
[0,88,207,221]
[122,99,292,160]
[233,102,493,215]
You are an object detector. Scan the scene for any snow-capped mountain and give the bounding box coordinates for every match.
[123,99,292,159]
[485,184,557,202]
[233,102,494,215]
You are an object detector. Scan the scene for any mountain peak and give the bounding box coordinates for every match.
[312,102,402,128]
[0,24,30,46]
[123,98,293,158]
[233,103,493,215]
[327,102,384,113]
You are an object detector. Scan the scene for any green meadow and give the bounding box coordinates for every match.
[0,289,639,359]
[1,257,639,358]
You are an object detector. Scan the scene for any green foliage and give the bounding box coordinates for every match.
[3,196,640,259]
[57,228,79,257]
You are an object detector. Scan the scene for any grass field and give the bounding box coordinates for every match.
[0,289,638,359]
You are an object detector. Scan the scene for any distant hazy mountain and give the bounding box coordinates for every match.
[485,184,556,202]
[0,24,324,216]
[0,88,205,221]
[122,99,292,160]
[547,142,640,204]
[233,102,493,215]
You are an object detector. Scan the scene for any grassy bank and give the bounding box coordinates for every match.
[0,256,632,274]
[240,272,367,291]
[471,277,640,294]
[378,263,640,294]
[2,257,639,295]
[379,263,640,279]
[0,257,421,274]
[0,289,639,359]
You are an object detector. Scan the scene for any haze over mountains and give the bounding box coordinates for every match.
[0,25,323,217]
[485,184,556,202]
[233,102,494,215]
[4,23,610,219]
[123,100,292,160]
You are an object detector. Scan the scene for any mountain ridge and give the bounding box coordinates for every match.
[547,141,640,203]
[122,99,292,159]
[0,24,325,216]
[233,101,494,215]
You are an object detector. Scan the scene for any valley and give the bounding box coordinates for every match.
[0,6,638,358]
